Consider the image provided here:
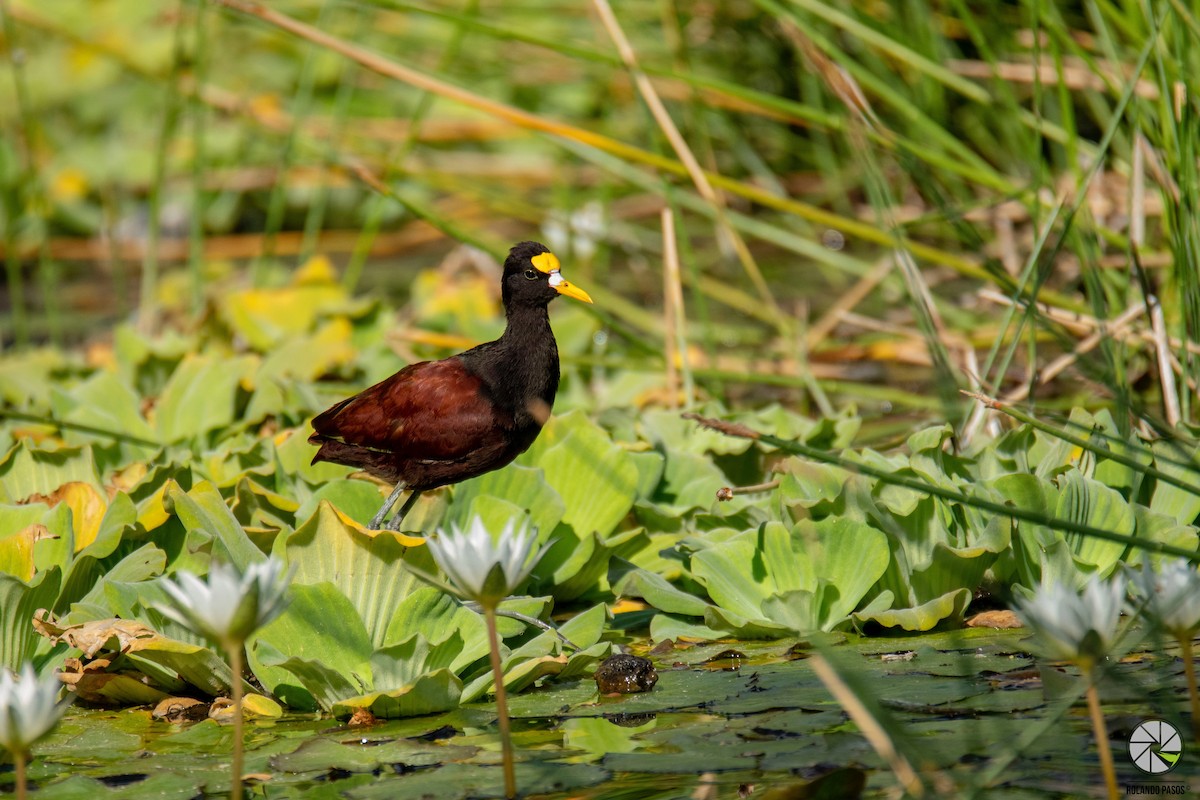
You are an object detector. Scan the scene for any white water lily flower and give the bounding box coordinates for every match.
[1013,575,1126,666]
[422,517,550,609]
[158,558,293,647]
[0,663,70,755]
[1129,559,1200,636]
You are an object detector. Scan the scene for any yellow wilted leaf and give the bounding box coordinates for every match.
[67,44,99,75]
[610,598,648,614]
[865,339,932,365]
[210,694,283,720]
[137,483,171,531]
[0,524,48,582]
[50,167,89,202]
[410,270,497,321]
[85,341,117,370]
[294,254,338,286]
[58,482,108,551]
[398,330,479,351]
[249,93,286,125]
[110,462,149,493]
[220,282,349,350]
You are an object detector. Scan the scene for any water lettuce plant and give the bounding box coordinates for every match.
[615,517,890,639]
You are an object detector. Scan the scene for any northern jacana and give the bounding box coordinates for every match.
[308,241,593,530]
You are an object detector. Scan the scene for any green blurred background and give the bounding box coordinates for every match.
[2,0,1197,425]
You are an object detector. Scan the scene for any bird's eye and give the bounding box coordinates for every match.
[523,268,539,280]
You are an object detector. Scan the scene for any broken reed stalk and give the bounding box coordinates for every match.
[1149,294,1181,426]
[715,480,781,501]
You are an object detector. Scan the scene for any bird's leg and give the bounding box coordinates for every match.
[368,482,408,530]
[385,489,424,531]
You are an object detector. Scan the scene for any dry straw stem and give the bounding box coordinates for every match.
[1149,294,1181,426]
[661,209,681,409]
[808,653,929,798]
[978,289,1176,346]
[806,257,893,349]
[980,286,1200,372]
[209,0,988,285]
[779,14,952,374]
[1131,133,1146,247]
[972,292,1126,414]
[997,301,1144,405]
[777,15,884,134]
[588,0,784,329]
[947,58,1161,100]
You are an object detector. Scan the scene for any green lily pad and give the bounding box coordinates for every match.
[268,734,476,774]
[331,668,462,719]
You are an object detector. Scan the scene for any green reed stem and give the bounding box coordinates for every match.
[189,0,211,314]
[0,0,58,346]
[141,0,189,332]
[685,412,1200,561]
[979,396,1200,497]
[343,0,481,294]
[253,0,333,284]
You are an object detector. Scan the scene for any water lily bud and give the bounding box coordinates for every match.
[1129,559,1200,637]
[158,558,293,648]
[1013,575,1125,666]
[0,663,71,755]
[420,517,550,609]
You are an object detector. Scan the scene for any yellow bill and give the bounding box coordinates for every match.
[533,251,593,304]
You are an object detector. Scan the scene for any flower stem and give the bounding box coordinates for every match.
[484,606,517,799]
[1085,679,1118,800]
[1180,635,1200,742]
[14,749,27,800]
[229,643,245,800]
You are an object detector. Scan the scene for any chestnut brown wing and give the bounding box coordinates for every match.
[310,357,508,463]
